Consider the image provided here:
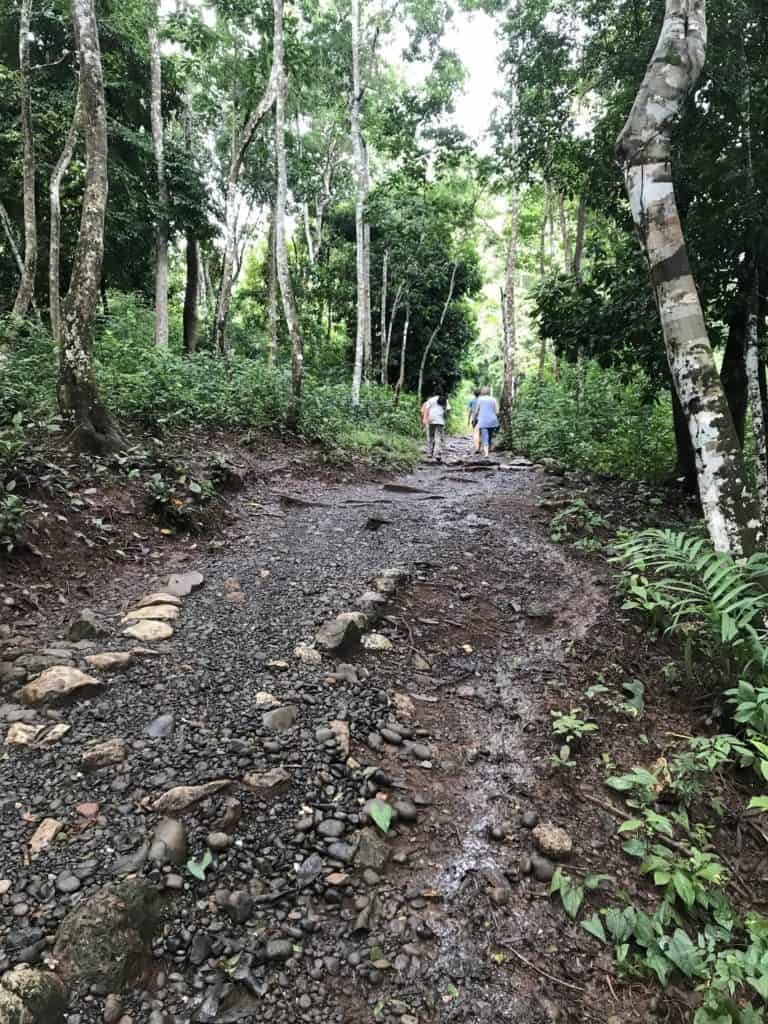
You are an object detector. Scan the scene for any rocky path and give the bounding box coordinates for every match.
[0,436,617,1024]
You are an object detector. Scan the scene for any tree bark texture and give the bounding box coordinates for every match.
[148,24,169,347]
[183,232,198,354]
[383,280,403,388]
[350,0,368,404]
[500,189,519,425]
[394,303,410,406]
[720,298,748,447]
[13,0,37,318]
[746,271,768,523]
[573,197,586,277]
[616,0,760,555]
[417,260,458,402]
[50,95,80,346]
[212,69,277,353]
[273,0,303,414]
[58,0,124,453]
[0,200,27,296]
[671,386,697,495]
[557,192,571,274]
[379,250,388,384]
[268,200,278,368]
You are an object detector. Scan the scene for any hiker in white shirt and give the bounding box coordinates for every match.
[424,395,449,460]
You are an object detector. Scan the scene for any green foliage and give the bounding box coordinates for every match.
[548,498,608,551]
[614,529,768,681]
[144,469,218,532]
[0,481,26,553]
[503,362,675,482]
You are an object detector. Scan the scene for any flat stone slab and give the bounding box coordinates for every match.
[122,604,179,623]
[85,652,133,672]
[166,571,204,597]
[16,666,104,706]
[30,818,64,855]
[123,621,174,642]
[82,737,128,769]
[151,780,232,815]
[243,767,291,797]
[5,721,71,747]
[135,592,183,609]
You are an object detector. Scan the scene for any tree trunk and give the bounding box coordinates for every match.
[500,188,519,425]
[212,71,277,354]
[363,220,372,381]
[183,232,198,354]
[557,192,571,274]
[273,0,303,418]
[384,280,403,388]
[417,259,458,402]
[671,386,697,495]
[202,258,213,318]
[720,302,748,447]
[746,269,768,523]
[350,0,367,405]
[379,250,388,385]
[0,201,27,306]
[13,0,37,318]
[268,199,278,368]
[573,197,586,277]
[394,302,410,406]
[58,0,125,454]
[50,96,80,346]
[303,203,315,264]
[148,24,169,347]
[616,0,760,556]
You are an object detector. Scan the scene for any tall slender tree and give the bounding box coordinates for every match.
[148,20,169,347]
[58,0,124,453]
[273,0,303,413]
[617,0,760,555]
[13,0,37,318]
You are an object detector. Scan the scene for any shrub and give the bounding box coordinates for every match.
[144,469,219,532]
[0,482,27,553]
[502,361,675,482]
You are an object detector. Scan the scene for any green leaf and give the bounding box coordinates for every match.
[618,818,644,833]
[186,849,212,880]
[583,874,611,890]
[561,882,584,920]
[672,871,696,908]
[661,929,705,979]
[368,799,393,833]
[622,838,647,859]
[606,775,635,791]
[580,914,606,942]
[749,796,768,812]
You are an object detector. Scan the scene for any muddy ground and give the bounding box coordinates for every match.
[0,433,761,1024]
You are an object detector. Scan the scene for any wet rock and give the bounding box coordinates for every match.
[330,719,350,755]
[406,741,432,761]
[152,780,232,815]
[68,609,108,642]
[213,797,242,835]
[354,828,389,871]
[521,810,539,829]
[123,621,174,642]
[17,666,103,706]
[55,870,81,894]
[531,854,555,883]
[362,633,393,652]
[261,705,298,732]
[243,766,291,797]
[103,993,123,1023]
[189,932,213,966]
[227,891,252,924]
[525,602,554,624]
[5,721,70,748]
[294,644,322,666]
[532,822,573,861]
[145,713,175,738]
[317,819,345,839]
[84,652,133,672]
[82,737,128,770]
[265,939,293,961]
[29,818,63,855]
[298,853,324,889]
[315,612,367,653]
[393,800,418,823]
[112,844,149,877]
[149,818,188,866]
[207,832,231,852]
[0,966,68,1023]
[53,879,162,991]
[412,653,431,672]
[166,571,204,597]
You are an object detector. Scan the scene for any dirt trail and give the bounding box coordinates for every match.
[0,435,623,1024]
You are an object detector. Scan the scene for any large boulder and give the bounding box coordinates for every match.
[16,666,103,706]
[53,879,162,991]
[0,966,68,1023]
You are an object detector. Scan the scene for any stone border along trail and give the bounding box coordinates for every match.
[0,436,614,1024]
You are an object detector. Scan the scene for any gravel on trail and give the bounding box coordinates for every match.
[0,437,617,1024]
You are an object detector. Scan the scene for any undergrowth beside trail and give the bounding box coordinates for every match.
[501,362,675,482]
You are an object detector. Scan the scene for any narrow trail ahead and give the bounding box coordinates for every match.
[1,436,620,1024]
